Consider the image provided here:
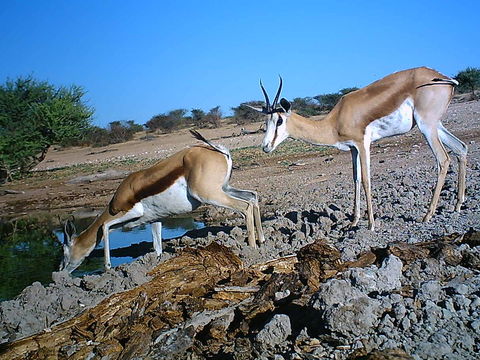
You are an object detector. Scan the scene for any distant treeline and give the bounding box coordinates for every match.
[1,67,479,181]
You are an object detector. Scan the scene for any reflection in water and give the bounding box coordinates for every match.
[0,219,62,301]
[0,217,204,301]
[65,216,205,276]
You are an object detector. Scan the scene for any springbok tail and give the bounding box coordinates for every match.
[189,130,230,158]
[417,78,459,89]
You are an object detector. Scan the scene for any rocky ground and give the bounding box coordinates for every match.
[0,100,479,359]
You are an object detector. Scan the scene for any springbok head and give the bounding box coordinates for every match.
[60,219,87,273]
[245,77,292,153]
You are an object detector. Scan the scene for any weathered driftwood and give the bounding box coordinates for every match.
[1,231,477,360]
[0,243,243,360]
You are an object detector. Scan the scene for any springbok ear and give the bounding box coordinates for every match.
[63,219,76,245]
[279,98,291,113]
[243,104,264,113]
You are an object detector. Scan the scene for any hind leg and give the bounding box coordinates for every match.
[415,86,455,222]
[439,124,468,211]
[196,190,257,247]
[225,187,265,244]
[416,119,451,222]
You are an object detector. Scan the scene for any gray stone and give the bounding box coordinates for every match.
[470,319,480,332]
[392,302,407,321]
[256,314,292,349]
[310,279,365,309]
[343,255,403,293]
[322,296,383,337]
[441,309,454,320]
[453,294,472,310]
[401,317,411,330]
[423,301,443,325]
[447,283,469,295]
[442,298,456,312]
[416,280,442,303]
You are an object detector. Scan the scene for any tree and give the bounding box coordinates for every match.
[0,76,93,182]
[231,101,265,125]
[191,108,206,127]
[204,106,222,128]
[290,97,323,117]
[146,109,187,132]
[125,120,144,133]
[455,67,480,97]
[314,87,358,111]
[313,92,342,110]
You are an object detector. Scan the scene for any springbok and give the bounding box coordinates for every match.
[60,131,264,273]
[248,67,467,230]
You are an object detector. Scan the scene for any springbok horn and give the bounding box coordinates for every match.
[272,76,283,110]
[259,79,271,113]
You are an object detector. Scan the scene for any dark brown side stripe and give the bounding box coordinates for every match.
[109,166,185,215]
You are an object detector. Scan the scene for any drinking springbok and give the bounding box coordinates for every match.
[61,131,264,273]
[248,67,467,230]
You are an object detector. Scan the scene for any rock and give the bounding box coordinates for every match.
[256,314,292,349]
[416,280,442,303]
[348,348,414,359]
[322,296,383,337]
[230,226,245,239]
[422,301,443,324]
[344,255,403,293]
[446,283,470,295]
[470,320,480,332]
[453,295,472,310]
[310,279,365,309]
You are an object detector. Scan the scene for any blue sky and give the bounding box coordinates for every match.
[1,1,479,128]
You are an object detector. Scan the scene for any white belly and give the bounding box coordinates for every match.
[124,177,200,228]
[366,97,414,142]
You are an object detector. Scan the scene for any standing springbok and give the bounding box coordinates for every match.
[60,131,264,273]
[248,67,467,230]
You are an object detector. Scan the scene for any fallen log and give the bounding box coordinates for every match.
[0,243,242,360]
[2,231,477,360]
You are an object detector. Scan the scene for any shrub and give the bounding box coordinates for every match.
[455,67,480,97]
[146,109,187,132]
[0,76,93,181]
[231,101,265,125]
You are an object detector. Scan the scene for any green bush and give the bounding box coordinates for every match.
[146,109,187,132]
[0,76,93,182]
[231,101,265,125]
[455,67,480,96]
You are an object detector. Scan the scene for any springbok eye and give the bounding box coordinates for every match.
[276,116,283,126]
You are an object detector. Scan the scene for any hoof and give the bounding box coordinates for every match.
[422,214,432,222]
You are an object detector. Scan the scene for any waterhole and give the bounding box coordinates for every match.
[0,216,204,301]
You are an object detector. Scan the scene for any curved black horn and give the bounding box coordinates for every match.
[259,79,271,112]
[272,76,283,110]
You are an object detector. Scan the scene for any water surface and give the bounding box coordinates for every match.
[0,216,204,301]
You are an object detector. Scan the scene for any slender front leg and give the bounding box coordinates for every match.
[152,222,163,255]
[358,142,375,230]
[101,203,145,270]
[350,146,361,226]
[253,202,265,244]
[102,224,112,270]
[246,202,257,248]
[455,155,467,212]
